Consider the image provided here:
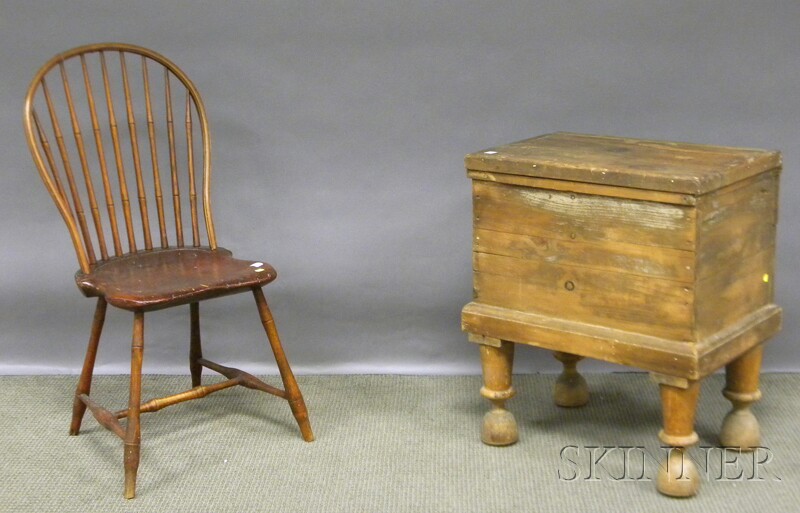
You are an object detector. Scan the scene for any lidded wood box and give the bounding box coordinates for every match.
[461,132,782,379]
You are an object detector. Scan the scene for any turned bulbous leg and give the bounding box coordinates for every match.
[658,447,700,497]
[479,341,518,446]
[720,345,763,450]
[553,352,589,408]
[657,380,701,498]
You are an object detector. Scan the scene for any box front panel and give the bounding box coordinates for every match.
[473,181,696,250]
[472,180,697,341]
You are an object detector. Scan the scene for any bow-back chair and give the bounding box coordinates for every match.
[23,43,314,499]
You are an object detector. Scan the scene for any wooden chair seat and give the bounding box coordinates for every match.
[76,248,277,311]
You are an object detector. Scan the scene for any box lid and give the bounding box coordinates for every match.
[465,132,781,195]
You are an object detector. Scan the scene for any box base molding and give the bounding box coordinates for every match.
[462,301,781,379]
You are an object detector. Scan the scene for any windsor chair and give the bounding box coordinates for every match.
[23,43,314,499]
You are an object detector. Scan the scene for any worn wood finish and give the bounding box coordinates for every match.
[473,252,694,340]
[198,358,288,398]
[70,298,107,435]
[696,305,780,377]
[109,358,287,420]
[479,341,517,446]
[114,377,237,418]
[463,301,697,375]
[467,170,697,205]
[474,227,695,282]
[657,381,701,497]
[695,171,779,278]
[720,345,763,450]
[695,248,775,340]
[464,133,782,499]
[75,247,277,311]
[253,288,314,442]
[23,44,312,499]
[552,352,589,408]
[124,311,144,499]
[466,132,781,194]
[80,393,126,439]
[694,170,779,339]
[189,302,202,387]
[463,301,781,380]
[474,181,696,251]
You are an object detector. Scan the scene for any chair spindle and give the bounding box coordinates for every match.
[185,93,200,247]
[120,52,152,250]
[81,54,123,257]
[100,51,137,253]
[58,62,109,263]
[41,76,100,264]
[30,108,71,215]
[141,58,168,248]
[164,71,184,247]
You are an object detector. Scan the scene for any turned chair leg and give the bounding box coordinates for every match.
[252,287,314,442]
[70,298,107,436]
[657,380,701,497]
[189,302,203,388]
[124,311,145,500]
[553,351,589,408]
[720,345,763,450]
[479,341,518,446]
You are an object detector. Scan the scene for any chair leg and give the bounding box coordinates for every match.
[70,298,107,435]
[124,311,145,499]
[189,302,203,387]
[252,287,314,442]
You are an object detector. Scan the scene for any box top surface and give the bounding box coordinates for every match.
[465,132,781,195]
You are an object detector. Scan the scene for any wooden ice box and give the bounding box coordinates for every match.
[461,132,782,497]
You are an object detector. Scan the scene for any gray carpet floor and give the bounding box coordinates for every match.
[0,374,797,512]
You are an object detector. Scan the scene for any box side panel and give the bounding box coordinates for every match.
[695,170,779,280]
[695,249,775,340]
[695,169,779,340]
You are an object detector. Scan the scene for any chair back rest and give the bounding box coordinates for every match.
[24,43,217,273]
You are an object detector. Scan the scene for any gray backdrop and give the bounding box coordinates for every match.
[1,1,797,375]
